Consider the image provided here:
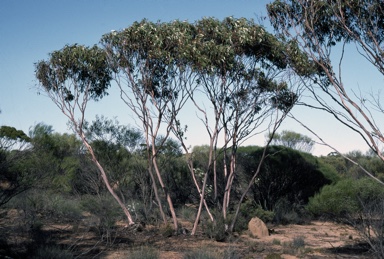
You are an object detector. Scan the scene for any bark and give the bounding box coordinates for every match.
[81,134,135,225]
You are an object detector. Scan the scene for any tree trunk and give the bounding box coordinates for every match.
[152,151,178,232]
[82,136,134,225]
[191,171,209,235]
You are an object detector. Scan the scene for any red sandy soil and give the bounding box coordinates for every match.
[1,209,372,258]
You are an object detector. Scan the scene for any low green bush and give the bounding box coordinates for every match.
[201,210,227,241]
[183,248,219,259]
[308,177,384,258]
[80,194,124,243]
[178,205,195,221]
[44,193,82,220]
[273,197,308,224]
[7,190,82,223]
[292,236,305,248]
[307,177,384,217]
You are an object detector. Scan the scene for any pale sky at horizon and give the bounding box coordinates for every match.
[0,0,381,156]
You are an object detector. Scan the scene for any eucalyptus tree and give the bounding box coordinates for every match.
[35,45,135,225]
[267,0,384,163]
[0,126,30,150]
[0,126,31,207]
[102,20,196,231]
[270,130,314,153]
[182,17,300,225]
[101,17,305,234]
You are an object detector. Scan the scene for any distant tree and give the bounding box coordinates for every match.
[320,150,384,182]
[0,126,31,207]
[270,130,314,153]
[35,44,135,225]
[0,125,30,150]
[267,0,384,165]
[28,123,83,193]
[85,115,143,153]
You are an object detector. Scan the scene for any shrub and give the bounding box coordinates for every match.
[7,189,82,223]
[253,206,275,223]
[80,194,123,243]
[202,210,228,242]
[238,146,333,218]
[178,205,195,221]
[129,246,159,259]
[183,248,219,259]
[43,193,82,221]
[227,199,273,233]
[307,177,384,257]
[272,238,281,245]
[307,178,384,218]
[265,253,282,259]
[292,236,305,248]
[222,246,240,259]
[160,224,174,237]
[273,197,307,224]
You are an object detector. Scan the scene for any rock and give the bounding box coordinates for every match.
[248,217,269,238]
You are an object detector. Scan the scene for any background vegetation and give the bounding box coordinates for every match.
[2,1,384,256]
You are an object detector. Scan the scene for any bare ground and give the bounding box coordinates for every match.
[0,209,372,258]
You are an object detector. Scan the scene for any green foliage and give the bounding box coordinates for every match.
[268,0,384,169]
[318,151,384,181]
[268,0,384,49]
[0,126,34,207]
[0,126,30,150]
[80,194,123,242]
[159,143,192,205]
[28,123,84,193]
[253,206,275,223]
[160,223,174,237]
[307,177,384,217]
[292,236,306,249]
[7,190,82,223]
[178,205,195,221]
[36,44,113,101]
[102,17,300,114]
[273,197,307,225]
[80,194,123,228]
[227,199,273,232]
[238,146,333,213]
[202,210,228,242]
[270,130,314,153]
[85,115,143,152]
[44,193,83,220]
[315,158,341,184]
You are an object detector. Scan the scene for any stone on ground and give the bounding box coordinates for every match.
[248,217,269,238]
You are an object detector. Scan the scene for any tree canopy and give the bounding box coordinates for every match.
[270,130,314,153]
[267,0,384,164]
[35,44,113,102]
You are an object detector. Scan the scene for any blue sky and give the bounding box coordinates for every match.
[0,0,380,156]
